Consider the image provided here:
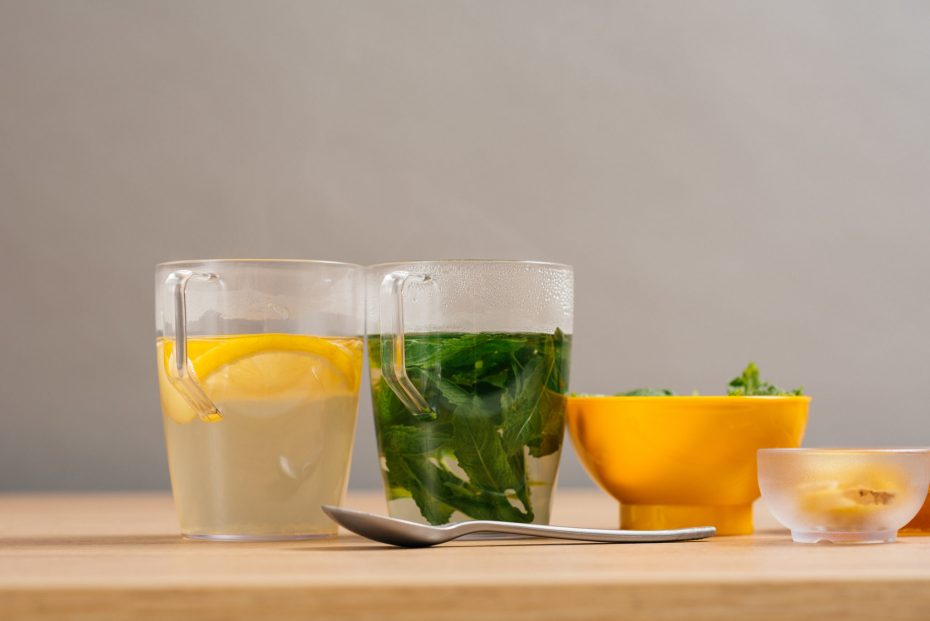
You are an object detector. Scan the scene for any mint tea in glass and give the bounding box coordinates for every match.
[366,261,573,526]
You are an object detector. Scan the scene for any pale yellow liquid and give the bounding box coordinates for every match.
[156,335,362,539]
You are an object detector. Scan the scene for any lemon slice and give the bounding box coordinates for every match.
[158,334,361,424]
[159,339,220,424]
[158,363,201,425]
[797,468,904,529]
[197,335,360,402]
[190,335,356,381]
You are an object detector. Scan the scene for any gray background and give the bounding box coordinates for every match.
[2,1,929,492]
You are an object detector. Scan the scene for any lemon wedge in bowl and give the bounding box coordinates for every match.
[157,334,362,424]
[758,448,930,543]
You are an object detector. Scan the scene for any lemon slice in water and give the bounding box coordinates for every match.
[159,334,360,424]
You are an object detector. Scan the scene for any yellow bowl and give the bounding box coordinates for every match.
[566,395,810,535]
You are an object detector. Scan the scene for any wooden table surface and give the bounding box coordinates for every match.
[2,490,929,621]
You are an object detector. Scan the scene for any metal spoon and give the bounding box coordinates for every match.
[321,505,716,548]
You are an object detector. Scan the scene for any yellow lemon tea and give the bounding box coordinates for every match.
[156,333,362,539]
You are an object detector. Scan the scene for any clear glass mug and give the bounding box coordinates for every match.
[367,261,574,526]
[155,260,364,540]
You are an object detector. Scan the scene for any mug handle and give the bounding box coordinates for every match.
[379,271,433,417]
[165,269,223,422]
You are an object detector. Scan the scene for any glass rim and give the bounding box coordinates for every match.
[156,258,363,269]
[367,259,572,270]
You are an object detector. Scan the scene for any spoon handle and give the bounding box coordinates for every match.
[452,521,715,543]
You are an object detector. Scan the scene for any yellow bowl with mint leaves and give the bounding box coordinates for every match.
[566,364,809,535]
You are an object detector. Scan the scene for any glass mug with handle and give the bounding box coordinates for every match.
[367,261,573,526]
[155,259,364,540]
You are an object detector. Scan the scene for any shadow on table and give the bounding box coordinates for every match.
[291,539,717,552]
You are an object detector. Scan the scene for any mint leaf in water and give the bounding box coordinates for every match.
[380,425,455,524]
[453,397,531,521]
[370,332,570,525]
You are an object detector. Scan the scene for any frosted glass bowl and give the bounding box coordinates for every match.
[758,448,930,544]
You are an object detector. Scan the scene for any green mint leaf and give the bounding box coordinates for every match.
[500,357,548,454]
[452,397,524,493]
[528,389,565,457]
[726,362,803,396]
[435,468,530,522]
[370,332,569,524]
[380,426,455,524]
[617,388,676,396]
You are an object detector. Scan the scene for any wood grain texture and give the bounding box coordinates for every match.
[1,491,929,621]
